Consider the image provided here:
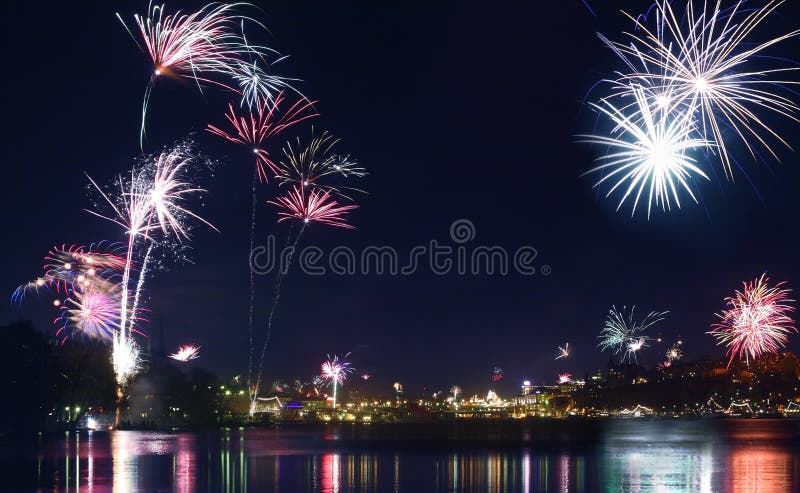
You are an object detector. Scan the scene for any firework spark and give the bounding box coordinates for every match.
[226,59,301,110]
[627,337,647,359]
[87,141,216,384]
[275,131,367,197]
[269,185,358,229]
[599,0,800,177]
[558,373,573,385]
[321,353,353,409]
[117,2,283,145]
[113,336,142,385]
[169,344,201,362]
[57,282,121,343]
[207,92,318,183]
[491,366,504,382]
[579,85,710,218]
[555,342,571,360]
[709,275,796,367]
[598,306,667,362]
[666,342,683,362]
[13,243,126,303]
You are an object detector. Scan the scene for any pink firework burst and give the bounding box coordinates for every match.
[207,92,318,183]
[169,344,201,362]
[57,283,121,343]
[709,275,797,367]
[557,373,573,385]
[321,354,353,386]
[117,2,248,79]
[268,185,357,229]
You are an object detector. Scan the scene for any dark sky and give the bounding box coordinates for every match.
[3,0,800,398]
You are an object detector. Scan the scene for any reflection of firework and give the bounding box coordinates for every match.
[169,344,201,362]
[555,343,571,360]
[709,275,796,367]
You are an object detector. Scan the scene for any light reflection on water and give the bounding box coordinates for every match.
[3,420,799,492]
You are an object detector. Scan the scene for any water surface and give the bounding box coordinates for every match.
[2,419,799,492]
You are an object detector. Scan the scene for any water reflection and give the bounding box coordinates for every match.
[7,421,799,492]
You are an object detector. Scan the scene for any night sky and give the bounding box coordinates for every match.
[4,0,800,397]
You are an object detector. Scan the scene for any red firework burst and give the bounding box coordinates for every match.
[207,92,318,183]
[268,185,357,229]
[709,275,796,367]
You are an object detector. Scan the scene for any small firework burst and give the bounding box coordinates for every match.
[169,344,201,362]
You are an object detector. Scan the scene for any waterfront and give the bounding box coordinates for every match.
[2,419,799,492]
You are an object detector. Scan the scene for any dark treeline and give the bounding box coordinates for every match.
[0,321,220,433]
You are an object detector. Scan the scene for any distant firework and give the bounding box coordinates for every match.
[169,344,201,362]
[627,337,647,361]
[598,306,666,362]
[361,373,371,381]
[666,343,683,362]
[557,373,573,385]
[491,366,504,382]
[555,342,571,360]
[321,353,353,409]
[709,275,796,367]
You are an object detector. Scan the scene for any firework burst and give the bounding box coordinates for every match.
[207,92,318,183]
[598,306,667,362]
[579,85,710,218]
[599,0,800,177]
[87,141,216,384]
[275,131,366,198]
[269,186,358,229]
[57,281,122,343]
[321,353,354,409]
[555,342,571,360]
[117,2,282,145]
[709,274,796,367]
[113,336,142,384]
[169,344,201,362]
[227,59,301,110]
[666,342,683,362]
[557,373,574,385]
